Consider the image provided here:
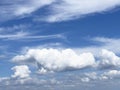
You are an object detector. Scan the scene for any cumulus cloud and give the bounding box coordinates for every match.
[12,48,95,73]
[97,49,120,69]
[12,47,120,74]
[83,70,120,81]
[11,65,31,78]
[100,70,120,80]
[46,0,120,22]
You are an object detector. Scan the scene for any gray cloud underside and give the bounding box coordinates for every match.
[1,69,120,90]
[1,44,120,89]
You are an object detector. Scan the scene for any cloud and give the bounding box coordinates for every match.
[102,70,120,78]
[83,69,120,81]
[12,47,120,74]
[97,49,120,69]
[12,48,95,73]
[11,65,31,79]
[0,31,64,41]
[14,0,55,16]
[0,25,65,41]
[45,0,120,22]
[76,37,120,56]
[0,0,55,21]
[1,0,120,22]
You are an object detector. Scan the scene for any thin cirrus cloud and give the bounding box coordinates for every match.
[43,0,120,22]
[0,32,65,41]
[77,37,120,56]
[1,0,120,22]
[0,0,55,21]
[0,25,65,41]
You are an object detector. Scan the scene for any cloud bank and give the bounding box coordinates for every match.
[1,48,120,89]
[12,48,120,74]
[12,48,95,73]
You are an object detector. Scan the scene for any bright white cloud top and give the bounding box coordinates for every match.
[11,65,31,78]
[12,48,120,74]
[12,48,95,73]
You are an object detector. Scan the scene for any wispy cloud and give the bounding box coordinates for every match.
[0,25,65,41]
[0,0,55,21]
[45,0,120,22]
[73,37,120,57]
[0,32,65,41]
[1,0,120,22]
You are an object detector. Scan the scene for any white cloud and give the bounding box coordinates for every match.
[0,32,64,41]
[81,70,120,81]
[76,37,120,56]
[0,0,55,21]
[97,49,120,69]
[14,0,55,16]
[103,70,120,77]
[0,25,65,41]
[12,47,120,74]
[11,65,31,79]
[84,72,98,80]
[12,48,95,73]
[81,77,90,82]
[1,0,120,22]
[92,37,120,52]
[46,0,120,22]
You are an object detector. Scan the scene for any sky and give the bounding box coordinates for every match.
[0,0,120,90]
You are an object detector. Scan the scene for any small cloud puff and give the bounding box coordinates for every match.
[11,65,31,79]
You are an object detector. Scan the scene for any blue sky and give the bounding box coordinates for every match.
[1,0,120,90]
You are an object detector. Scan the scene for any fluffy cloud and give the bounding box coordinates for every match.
[11,65,31,78]
[46,0,120,22]
[12,48,95,73]
[102,70,120,78]
[12,48,120,74]
[84,70,120,81]
[97,49,120,69]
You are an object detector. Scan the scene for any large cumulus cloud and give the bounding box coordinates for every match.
[12,48,95,73]
[12,48,120,74]
[97,49,120,69]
